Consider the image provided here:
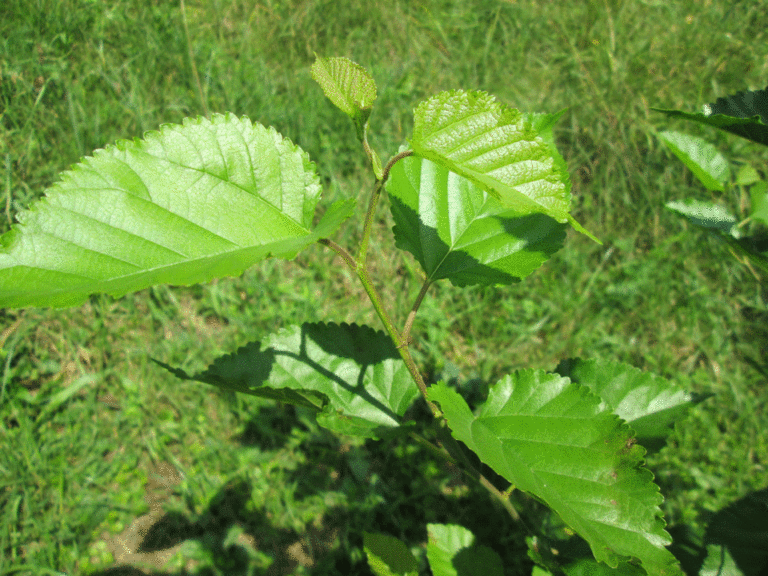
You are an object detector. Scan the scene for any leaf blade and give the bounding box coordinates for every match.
[311,55,377,133]
[408,90,598,242]
[428,374,682,576]
[161,322,420,438]
[386,156,566,286]
[0,114,348,308]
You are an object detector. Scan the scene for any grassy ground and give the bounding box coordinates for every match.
[2,0,767,574]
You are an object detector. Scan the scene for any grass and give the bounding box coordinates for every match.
[2,0,768,573]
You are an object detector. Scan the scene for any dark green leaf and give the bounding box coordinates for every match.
[363,532,419,576]
[426,524,504,576]
[653,86,768,145]
[159,322,419,438]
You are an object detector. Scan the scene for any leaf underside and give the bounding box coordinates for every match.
[386,156,566,286]
[0,114,353,308]
[160,322,420,438]
[658,130,730,191]
[428,372,682,576]
[408,90,597,242]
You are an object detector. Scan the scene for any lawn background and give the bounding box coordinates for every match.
[1,0,767,574]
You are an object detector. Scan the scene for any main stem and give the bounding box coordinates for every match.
[321,142,523,524]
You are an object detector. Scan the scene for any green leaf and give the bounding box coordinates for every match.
[408,90,598,242]
[653,86,768,146]
[363,532,419,576]
[311,55,377,138]
[426,524,504,576]
[749,182,768,226]
[159,322,419,438]
[665,199,738,235]
[0,114,354,309]
[428,374,682,576]
[386,156,566,286]
[554,358,700,450]
[658,131,731,191]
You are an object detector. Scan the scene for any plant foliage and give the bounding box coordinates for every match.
[9,54,748,575]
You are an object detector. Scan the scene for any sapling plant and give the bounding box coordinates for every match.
[2,55,703,575]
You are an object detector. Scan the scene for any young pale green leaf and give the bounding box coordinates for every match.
[408,90,598,243]
[428,373,682,576]
[426,524,504,576]
[0,114,355,309]
[658,131,731,191]
[311,55,377,136]
[554,358,699,449]
[363,532,419,576]
[386,156,566,286]
[160,322,419,438]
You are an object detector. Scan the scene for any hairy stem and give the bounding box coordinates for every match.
[317,238,356,271]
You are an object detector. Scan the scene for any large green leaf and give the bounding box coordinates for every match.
[554,358,701,450]
[428,374,682,576]
[386,156,566,286]
[0,114,354,309]
[160,322,419,438]
[408,90,598,242]
[658,131,731,191]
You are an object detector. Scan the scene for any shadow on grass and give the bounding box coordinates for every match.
[90,399,533,576]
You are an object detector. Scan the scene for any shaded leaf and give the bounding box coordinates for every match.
[428,374,682,576]
[426,524,503,576]
[658,131,730,191]
[0,114,354,308]
[159,322,419,438]
[386,156,566,286]
[363,532,419,576]
[408,90,598,242]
